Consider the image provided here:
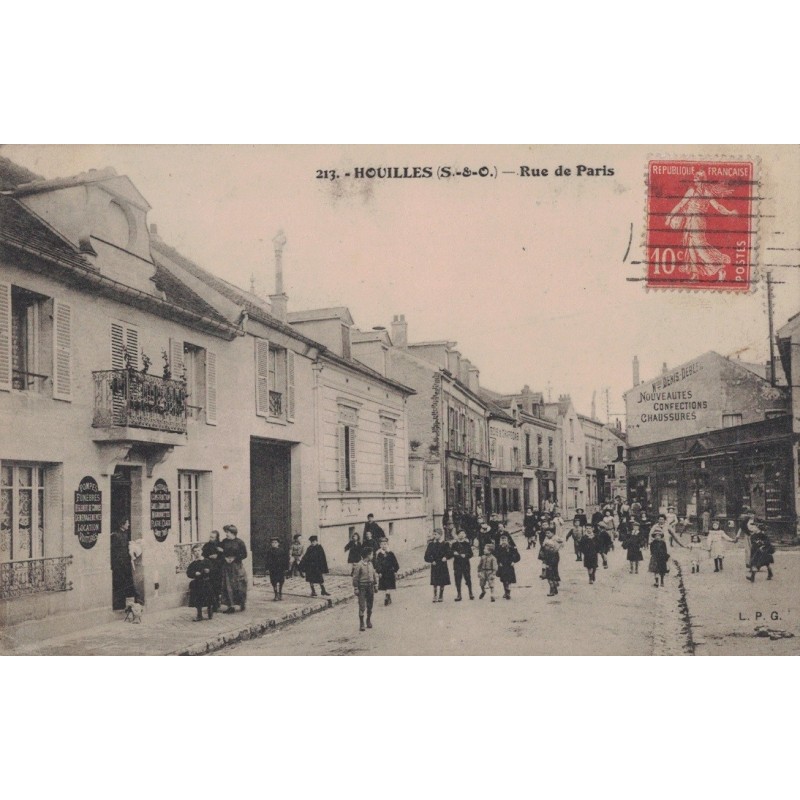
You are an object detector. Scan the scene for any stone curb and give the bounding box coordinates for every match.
[173,565,428,656]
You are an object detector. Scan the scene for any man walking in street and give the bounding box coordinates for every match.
[353,546,378,631]
[363,513,385,549]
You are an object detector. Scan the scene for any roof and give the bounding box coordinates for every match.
[149,236,319,348]
[12,167,119,196]
[352,328,391,345]
[288,307,354,326]
[0,194,93,271]
[0,157,43,191]
[479,390,516,423]
[151,263,230,323]
[320,349,416,396]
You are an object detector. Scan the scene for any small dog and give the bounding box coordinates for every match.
[125,601,144,623]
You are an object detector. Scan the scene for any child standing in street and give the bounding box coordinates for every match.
[747,529,775,582]
[596,522,613,569]
[289,534,304,578]
[495,533,521,600]
[541,530,563,597]
[186,545,214,621]
[477,542,498,601]
[579,527,599,584]
[565,518,585,562]
[374,537,400,605]
[264,536,289,601]
[649,531,670,587]
[352,546,378,631]
[623,523,643,574]
[298,535,330,597]
[707,519,736,573]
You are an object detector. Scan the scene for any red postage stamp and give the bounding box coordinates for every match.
[646,158,755,291]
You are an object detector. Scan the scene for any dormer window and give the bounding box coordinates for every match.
[97,201,135,249]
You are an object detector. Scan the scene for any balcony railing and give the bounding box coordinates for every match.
[93,369,187,434]
[0,556,73,600]
[269,390,283,417]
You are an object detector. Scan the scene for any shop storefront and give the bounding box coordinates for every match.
[627,416,795,539]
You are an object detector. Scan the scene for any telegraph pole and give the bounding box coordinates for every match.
[767,271,776,386]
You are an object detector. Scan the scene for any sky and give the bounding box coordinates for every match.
[3,144,798,424]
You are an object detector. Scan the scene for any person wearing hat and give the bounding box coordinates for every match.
[540,529,563,597]
[477,521,494,556]
[424,529,452,602]
[523,507,538,550]
[374,537,400,606]
[352,546,378,631]
[735,507,757,570]
[747,526,774,582]
[648,530,670,587]
[574,507,588,528]
[495,532,521,600]
[264,536,289,601]
[363,513,385,548]
[298,535,330,596]
[186,544,215,621]
[622,522,643,574]
[221,524,248,613]
[565,517,585,562]
[201,530,225,612]
[579,527,600,584]
[451,529,475,601]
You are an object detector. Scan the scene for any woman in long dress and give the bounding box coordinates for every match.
[665,169,738,280]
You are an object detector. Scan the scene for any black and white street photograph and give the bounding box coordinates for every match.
[1,143,799,657]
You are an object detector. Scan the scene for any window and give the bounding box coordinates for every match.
[255,338,290,421]
[525,433,531,465]
[537,434,543,466]
[722,413,743,428]
[513,447,520,471]
[0,285,66,398]
[178,471,201,543]
[569,455,574,474]
[607,464,616,478]
[1,463,46,561]
[578,457,583,474]
[490,438,496,464]
[512,488,520,512]
[168,338,217,426]
[548,437,554,467]
[569,418,575,442]
[586,444,590,467]
[339,424,357,491]
[383,437,395,490]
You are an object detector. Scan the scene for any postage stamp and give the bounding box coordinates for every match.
[646,158,756,291]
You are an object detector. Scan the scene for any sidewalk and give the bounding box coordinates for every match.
[675,545,800,655]
[5,563,425,656]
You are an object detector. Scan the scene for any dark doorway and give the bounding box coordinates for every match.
[110,466,134,610]
[250,439,291,576]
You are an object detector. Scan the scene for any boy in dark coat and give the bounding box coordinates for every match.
[186,545,214,620]
[363,513,385,544]
[648,531,670,587]
[596,523,613,569]
[540,530,563,597]
[201,530,225,611]
[523,507,538,550]
[374,537,400,605]
[424,530,452,602]
[579,528,599,584]
[495,533,521,600]
[451,530,475,601]
[623,524,643,574]
[299,535,330,596]
[264,536,289,601]
[747,530,775,582]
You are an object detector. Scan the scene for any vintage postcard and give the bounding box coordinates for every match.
[1,143,798,656]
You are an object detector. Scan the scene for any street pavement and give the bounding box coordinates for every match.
[677,541,800,655]
[215,540,690,656]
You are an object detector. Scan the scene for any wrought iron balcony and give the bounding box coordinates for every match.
[93,369,187,434]
[0,556,73,600]
[269,390,283,417]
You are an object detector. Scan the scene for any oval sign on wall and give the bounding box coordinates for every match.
[75,476,102,550]
[150,478,172,542]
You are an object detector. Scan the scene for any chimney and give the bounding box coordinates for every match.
[149,223,158,236]
[460,358,472,386]
[662,362,668,375]
[521,384,532,413]
[632,355,640,386]
[591,391,597,420]
[269,230,288,322]
[468,366,480,393]
[391,314,408,346]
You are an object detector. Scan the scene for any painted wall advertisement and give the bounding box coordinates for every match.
[74,476,102,549]
[150,479,171,541]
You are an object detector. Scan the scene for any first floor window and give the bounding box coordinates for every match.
[722,413,743,428]
[1,462,45,561]
[178,471,201,543]
[383,436,396,490]
[339,424,357,491]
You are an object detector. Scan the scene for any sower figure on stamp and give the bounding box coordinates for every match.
[264,536,289,601]
[299,535,330,596]
[424,529,452,603]
[451,529,475,601]
[353,546,378,631]
[374,537,399,606]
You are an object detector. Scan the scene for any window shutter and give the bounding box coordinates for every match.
[338,425,347,491]
[126,326,139,369]
[205,350,217,425]
[254,337,270,417]
[169,338,184,381]
[52,300,73,401]
[0,282,11,391]
[348,426,357,489]
[286,349,296,422]
[111,322,125,369]
[383,437,390,488]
